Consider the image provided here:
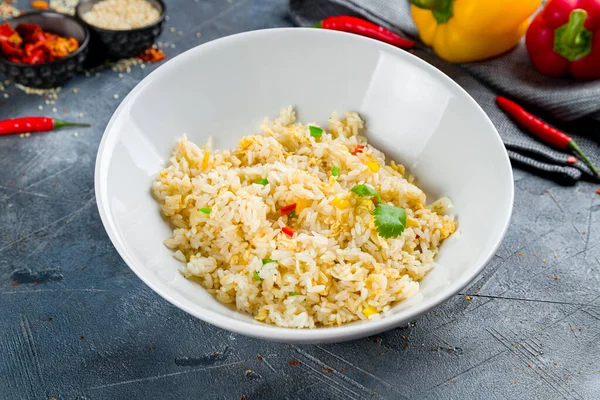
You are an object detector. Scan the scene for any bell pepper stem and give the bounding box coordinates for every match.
[409,0,453,24]
[567,140,598,175]
[554,9,593,61]
[409,0,445,11]
[53,119,92,129]
[563,9,588,47]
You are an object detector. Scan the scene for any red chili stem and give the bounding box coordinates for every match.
[314,16,415,49]
[496,96,598,175]
[0,117,91,136]
[280,203,297,216]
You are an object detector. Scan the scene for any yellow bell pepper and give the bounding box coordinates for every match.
[410,0,542,63]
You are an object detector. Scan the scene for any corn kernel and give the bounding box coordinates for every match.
[406,217,420,228]
[331,196,349,209]
[201,152,210,170]
[366,161,380,172]
[363,306,378,317]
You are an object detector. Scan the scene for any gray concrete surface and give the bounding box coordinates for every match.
[1,0,599,399]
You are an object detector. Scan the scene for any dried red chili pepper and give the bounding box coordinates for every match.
[0,117,91,136]
[496,96,598,175]
[313,16,415,49]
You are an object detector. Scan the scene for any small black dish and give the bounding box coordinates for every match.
[76,0,166,61]
[0,11,90,89]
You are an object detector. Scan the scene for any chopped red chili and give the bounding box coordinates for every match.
[0,23,79,64]
[351,144,365,155]
[282,227,295,237]
[138,47,167,63]
[280,203,297,216]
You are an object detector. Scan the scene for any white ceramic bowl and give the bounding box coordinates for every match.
[95,28,513,343]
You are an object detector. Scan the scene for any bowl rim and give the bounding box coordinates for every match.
[0,10,90,68]
[75,0,166,34]
[95,27,514,343]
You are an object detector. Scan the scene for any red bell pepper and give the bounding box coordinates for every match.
[526,0,600,80]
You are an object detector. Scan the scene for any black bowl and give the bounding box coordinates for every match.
[76,0,166,60]
[0,11,90,88]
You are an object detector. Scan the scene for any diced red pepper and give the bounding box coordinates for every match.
[351,145,365,155]
[280,203,297,216]
[282,227,295,237]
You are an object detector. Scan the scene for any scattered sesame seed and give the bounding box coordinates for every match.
[74,132,79,137]
[45,100,50,105]
[542,259,547,263]
[177,31,183,36]
[38,105,43,110]
[73,88,79,93]
[165,15,170,21]
[171,43,176,48]
[52,108,57,113]
[118,73,124,78]
[95,72,101,77]
[3,93,8,98]
[170,27,175,32]
[85,71,91,77]
[196,32,201,37]
[79,112,84,117]
[140,64,146,69]
[114,94,119,99]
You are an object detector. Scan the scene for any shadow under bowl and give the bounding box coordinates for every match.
[0,11,90,89]
[76,0,166,62]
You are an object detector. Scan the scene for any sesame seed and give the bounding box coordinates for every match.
[118,73,124,78]
[3,93,8,98]
[177,31,183,37]
[196,32,201,37]
[165,15,170,21]
[79,112,84,117]
[74,132,79,137]
[52,108,57,113]
[73,88,79,94]
[171,44,176,48]
[114,94,119,99]
[82,0,161,30]
[170,27,175,32]
[140,64,146,69]
[38,105,43,110]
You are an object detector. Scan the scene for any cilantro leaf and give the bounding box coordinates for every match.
[290,291,298,296]
[253,271,263,281]
[351,184,378,198]
[373,204,407,239]
[199,207,211,214]
[309,126,323,138]
[262,258,276,265]
[331,166,340,177]
[255,178,269,185]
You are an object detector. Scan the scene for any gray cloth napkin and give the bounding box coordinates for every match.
[289,0,600,184]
